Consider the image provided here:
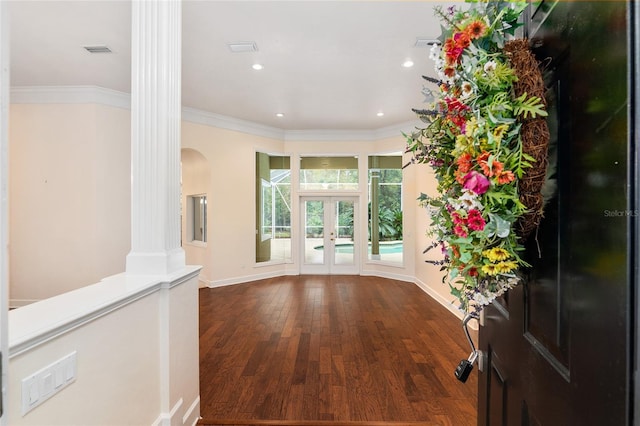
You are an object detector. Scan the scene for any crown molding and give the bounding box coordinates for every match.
[283,120,422,142]
[181,106,285,141]
[11,85,131,109]
[9,85,419,142]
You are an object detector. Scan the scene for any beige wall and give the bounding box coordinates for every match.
[9,103,130,305]
[9,100,445,312]
[412,162,461,317]
[181,148,212,284]
[181,121,286,285]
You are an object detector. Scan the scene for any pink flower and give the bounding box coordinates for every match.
[463,171,490,195]
[451,211,465,225]
[453,225,468,238]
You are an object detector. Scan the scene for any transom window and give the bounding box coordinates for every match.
[299,156,359,191]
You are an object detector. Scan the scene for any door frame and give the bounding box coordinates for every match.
[299,196,359,275]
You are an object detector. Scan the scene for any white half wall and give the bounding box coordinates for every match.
[7,267,201,425]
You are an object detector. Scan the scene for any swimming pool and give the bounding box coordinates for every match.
[314,242,403,254]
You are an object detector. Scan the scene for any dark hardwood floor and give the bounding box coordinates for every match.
[198,275,477,426]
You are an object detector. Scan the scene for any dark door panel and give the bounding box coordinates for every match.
[478,2,633,425]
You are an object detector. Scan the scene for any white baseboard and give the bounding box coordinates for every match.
[360,269,414,283]
[183,396,200,426]
[413,278,479,331]
[203,270,298,288]
[152,398,183,426]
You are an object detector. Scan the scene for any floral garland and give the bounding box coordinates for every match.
[406,1,548,316]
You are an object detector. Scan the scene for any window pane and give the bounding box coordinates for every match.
[256,153,292,263]
[368,155,403,263]
[300,156,359,191]
[189,195,207,243]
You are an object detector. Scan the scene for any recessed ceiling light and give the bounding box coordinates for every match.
[252,63,264,70]
[402,60,414,68]
[276,113,284,117]
[377,112,385,117]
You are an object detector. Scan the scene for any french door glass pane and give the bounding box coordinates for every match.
[334,200,354,265]
[304,200,324,264]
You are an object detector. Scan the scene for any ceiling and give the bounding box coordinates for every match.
[8,1,459,132]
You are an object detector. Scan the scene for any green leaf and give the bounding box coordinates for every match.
[513,93,549,119]
[485,213,511,238]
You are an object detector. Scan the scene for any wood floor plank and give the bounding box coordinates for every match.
[198,276,477,425]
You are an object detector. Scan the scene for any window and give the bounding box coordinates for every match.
[256,153,291,263]
[187,194,207,243]
[368,155,403,263]
[299,156,359,191]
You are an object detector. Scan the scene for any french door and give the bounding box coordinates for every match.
[300,196,358,274]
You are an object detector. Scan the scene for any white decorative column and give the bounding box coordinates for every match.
[126,0,185,275]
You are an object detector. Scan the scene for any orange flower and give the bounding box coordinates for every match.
[465,20,487,39]
[477,151,489,163]
[454,31,471,49]
[454,169,467,185]
[477,151,503,177]
[443,66,457,79]
[496,170,515,184]
[456,153,473,173]
[491,161,504,176]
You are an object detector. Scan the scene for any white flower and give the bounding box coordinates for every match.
[473,291,494,306]
[451,189,484,211]
[460,81,474,100]
[438,70,458,85]
[483,60,497,73]
[429,43,442,61]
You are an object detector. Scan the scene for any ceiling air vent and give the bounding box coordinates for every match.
[227,42,258,53]
[414,38,439,48]
[84,45,112,54]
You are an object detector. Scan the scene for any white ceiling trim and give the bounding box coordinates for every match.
[9,85,421,142]
[11,86,131,110]
[282,120,424,142]
[182,106,285,141]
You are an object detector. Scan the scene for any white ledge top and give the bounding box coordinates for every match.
[8,266,201,358]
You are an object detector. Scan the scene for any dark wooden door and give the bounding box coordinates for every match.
[478,2,634,425]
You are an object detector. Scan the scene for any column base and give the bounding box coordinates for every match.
[126,248,186,275]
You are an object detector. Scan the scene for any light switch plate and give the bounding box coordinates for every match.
[21,351,77,416]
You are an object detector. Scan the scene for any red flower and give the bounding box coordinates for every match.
[467,209,486,231]
[448,115,466,133]
[451,211,465,225]
[454,31,471,49]
[445,97,470,112]
[444,38,464,64]
[453,224,468,238]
